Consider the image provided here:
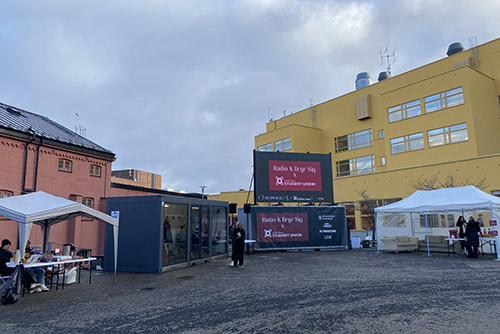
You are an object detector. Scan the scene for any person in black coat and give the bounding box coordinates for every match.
[0,239,14,277]
[231,222,246,267]
[465,216,480,258]
[456,216,467,254]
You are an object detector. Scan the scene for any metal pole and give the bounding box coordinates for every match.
[375,212,380,253]
[425,212,431,257]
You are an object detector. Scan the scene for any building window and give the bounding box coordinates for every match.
[58,159,72,172]
[334,129,373,152]
[0,190,13,198]
[390,132,424,154]
[82,198,94,220]
[380,156,386,166]
[428,123,468,147]
[378,129,384,139]
[336,155,375,177]
[343,203,356,230]
[257,143,273,152]
[90,165,101,177]
[388,99,421,123]
[424,87,464,113]
[274,137,291,152]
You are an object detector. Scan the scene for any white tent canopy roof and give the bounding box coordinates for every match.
[0,191,119,280]
[375,185,500,214]
[0,191,118,226]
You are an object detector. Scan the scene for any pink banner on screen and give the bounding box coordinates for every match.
[268,160,322,191]
[257,212,309,242]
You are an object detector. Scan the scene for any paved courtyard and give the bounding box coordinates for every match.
[1,249,500,333]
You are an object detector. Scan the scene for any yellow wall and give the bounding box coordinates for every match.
[208,190,253,209]
[220,37,500,232]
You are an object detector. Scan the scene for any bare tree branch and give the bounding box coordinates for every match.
[412,173,489,191]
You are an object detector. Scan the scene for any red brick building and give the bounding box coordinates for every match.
[0,102,116,255]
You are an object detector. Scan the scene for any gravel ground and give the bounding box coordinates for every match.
[1,249,499,334]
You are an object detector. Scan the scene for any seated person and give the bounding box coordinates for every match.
[0,239,13,277]
[24,240,49,293]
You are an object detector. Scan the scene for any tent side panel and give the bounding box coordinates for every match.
[104,196,162,273]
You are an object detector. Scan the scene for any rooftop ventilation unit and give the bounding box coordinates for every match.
[447,42,465,56]
[378,71,389,82]
[355,72,372,90]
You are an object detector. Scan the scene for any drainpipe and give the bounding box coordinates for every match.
[21,128,36,193]
[33,136,44,191]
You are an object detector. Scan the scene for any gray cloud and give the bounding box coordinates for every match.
[1,0,499,193]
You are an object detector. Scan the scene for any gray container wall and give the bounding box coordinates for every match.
[105,196,163,273]
[105,195,229,273]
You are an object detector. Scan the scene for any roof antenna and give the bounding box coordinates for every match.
[380,41,397,77]
[74,113,87,137]
[268,107,273,122]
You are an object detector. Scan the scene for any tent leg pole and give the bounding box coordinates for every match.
[375,214,380,253]
[425,212,431,257]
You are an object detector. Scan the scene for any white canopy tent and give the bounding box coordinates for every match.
[375,186,500,258]
[0,191,119,281]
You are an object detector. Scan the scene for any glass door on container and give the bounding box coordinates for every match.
[201,206,210,258]
[190,206,201,260]
[163,203,188,266]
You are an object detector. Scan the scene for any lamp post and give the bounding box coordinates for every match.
[199,186,207,200]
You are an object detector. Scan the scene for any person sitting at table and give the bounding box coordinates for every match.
[0,239,14,277]
[465,216,480,258]
[24,240,49,293]
[456,216,467,255]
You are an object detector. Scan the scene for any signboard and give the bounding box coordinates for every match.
[251,206,347,250]
[254,151,333,203]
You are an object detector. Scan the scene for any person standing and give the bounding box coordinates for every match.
[456,216,467,254]
[465,216,480,258]
[232,222,246,267]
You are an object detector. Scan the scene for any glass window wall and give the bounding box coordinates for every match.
[388,99,421,123]
[335,129,373,152]
[163,203,188,266]
[428,123,468,147]
[211,207,227,255]
[390,132,424,154]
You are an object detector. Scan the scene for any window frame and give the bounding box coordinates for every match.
[58,159,72,172]
[428,123,468,148]
[82,197,94,220]
[274,137,291,152]
[90,164,102,177]
[390,132,424,154]
[334,129,373,153]
[335,155,375,177]
[424,87,464,113]
[388,99,421,123]
[257,143,273,152]
[0,190,13,198]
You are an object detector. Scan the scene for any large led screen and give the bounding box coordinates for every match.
[254,151,333,203]
[250,206,347,250]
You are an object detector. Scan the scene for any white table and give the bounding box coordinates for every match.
[7,257,97,291]
[245,240,256,254]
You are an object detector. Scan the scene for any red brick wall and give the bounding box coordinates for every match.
[0,133,113,256]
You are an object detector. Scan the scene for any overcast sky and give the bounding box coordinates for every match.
[1,0,500,194]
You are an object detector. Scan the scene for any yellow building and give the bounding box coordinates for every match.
[252,37,500,233]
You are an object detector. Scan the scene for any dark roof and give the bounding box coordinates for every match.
[110,182,203,198]
[0,102,113,155]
